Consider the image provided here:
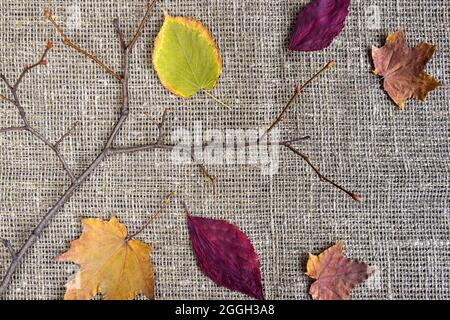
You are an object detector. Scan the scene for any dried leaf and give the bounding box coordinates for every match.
[372,28,441,109]
[57,217,154,300]
[306,242,373,300]
[186,213,264,300]
[152,14,222,99]
[289,0,351,52]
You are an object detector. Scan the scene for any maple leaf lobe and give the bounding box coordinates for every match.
[187,214,264,300]
[57,217,154,300]
[306,242,373,300]
[289,0,351,52]
[372,28,441,109]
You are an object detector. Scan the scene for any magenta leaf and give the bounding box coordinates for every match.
[186,213,264,300]
[289,0,351,52]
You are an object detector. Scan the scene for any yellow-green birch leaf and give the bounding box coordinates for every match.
[152,15,222,100]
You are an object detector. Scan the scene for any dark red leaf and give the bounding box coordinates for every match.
[289,0,351,52]
[186,213,264,300]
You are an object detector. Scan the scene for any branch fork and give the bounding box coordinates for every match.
[0,239,16,261]
[0,0,157,295]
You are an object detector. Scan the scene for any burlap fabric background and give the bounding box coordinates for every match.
[0,0,449,300]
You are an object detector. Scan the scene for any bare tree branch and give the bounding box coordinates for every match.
[13,40,53,91]
[284,143,362,202]
[258,60,334,143]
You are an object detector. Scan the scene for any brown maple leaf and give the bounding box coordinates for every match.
[306,242,373,300]
[372,28,441,109]
[57,217,154,300]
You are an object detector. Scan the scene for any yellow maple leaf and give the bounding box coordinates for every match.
[57,217,154,300]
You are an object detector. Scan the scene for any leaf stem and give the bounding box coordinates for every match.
[127,0,158,51]
[202,90,232,110]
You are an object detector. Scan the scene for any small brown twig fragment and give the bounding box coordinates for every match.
[259,60,334,143]
[190,151,217,195]
[44,10,122,81]
[284,144,362,202]
[127,191,176,239]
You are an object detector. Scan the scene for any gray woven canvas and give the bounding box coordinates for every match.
[0,0,449,300]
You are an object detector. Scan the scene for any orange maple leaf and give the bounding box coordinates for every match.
[57,217,154,300]
[372,28,441,109]
[306,242,373,300]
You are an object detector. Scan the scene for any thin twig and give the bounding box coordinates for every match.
[27,127,76,183]
[259,60,334,143]
[0,42,76,182]
[0,74,13,89]
[54,121,80,149]
[0,239,16,260]
[0,126,27,133]
[0,1,156,295]
[108,136,311,155]
[44,10,122,81]
[191,152,217,194]
[128,0,158,51]
[127,192,176,240]
[108,136,311,194]
[144,107,171,143]
[284,144,362,202]
[113,19,126,51]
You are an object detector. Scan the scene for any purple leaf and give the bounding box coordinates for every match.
[186,213,264,300]
[289,0,351,52]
